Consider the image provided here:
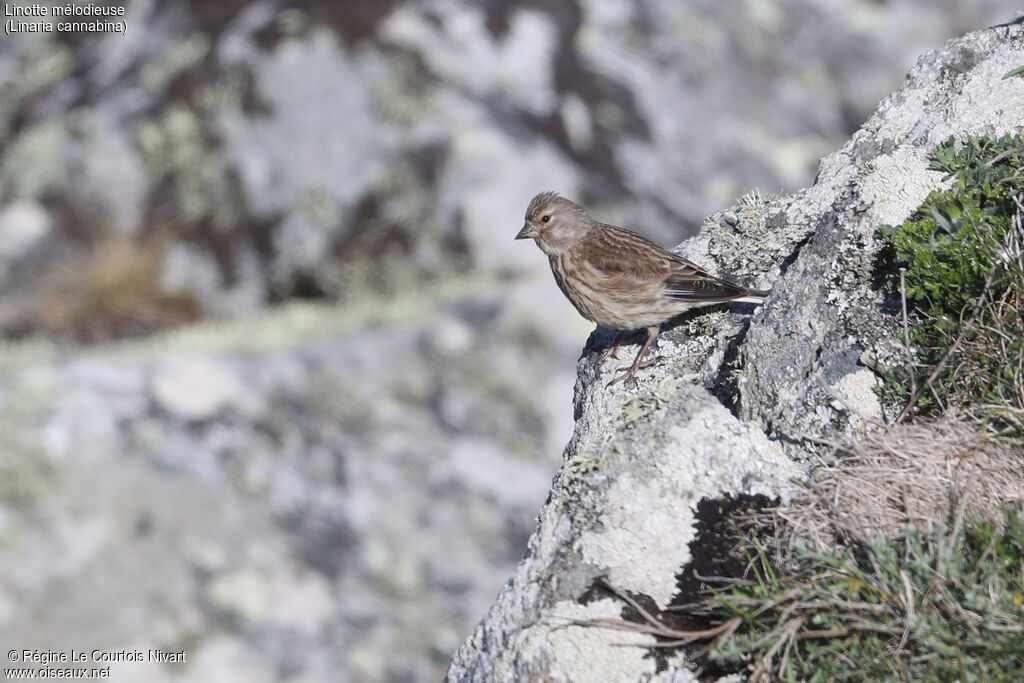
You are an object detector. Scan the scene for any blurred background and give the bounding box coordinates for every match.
[0,1,1020,681]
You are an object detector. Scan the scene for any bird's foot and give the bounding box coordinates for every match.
[606,357,657,386]
[603,325,660,387]
[598,341,620,362]
[598,330,642,363]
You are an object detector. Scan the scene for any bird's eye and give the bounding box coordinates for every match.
[541,215,551,223]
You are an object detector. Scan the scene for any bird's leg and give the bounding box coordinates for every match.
[599,328,651,363]
[608,325,660,385]
[598,330,629,362]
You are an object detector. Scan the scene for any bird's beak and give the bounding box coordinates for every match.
[515,223,538,240]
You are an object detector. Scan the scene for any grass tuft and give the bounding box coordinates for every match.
[698,504,1024,682]
[30,235,201,342]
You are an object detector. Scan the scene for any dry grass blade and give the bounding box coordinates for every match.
[750,616,806,683]
[896,569,915,654]
[984,145,1024,166]
[630,618,744,648]
[597,577,665,631]
[900,267,918,411]
[566,610,743,644]
[778,418,1024,547]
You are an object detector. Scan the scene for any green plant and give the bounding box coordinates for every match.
[697,504,1024,681]
[877,135,1024,430]
[1003,65,1024,80]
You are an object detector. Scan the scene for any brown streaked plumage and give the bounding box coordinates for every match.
[515,191,769,384]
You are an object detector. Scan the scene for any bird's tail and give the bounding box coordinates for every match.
[733,288,770,304]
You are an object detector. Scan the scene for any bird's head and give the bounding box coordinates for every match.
[516,191,590,256]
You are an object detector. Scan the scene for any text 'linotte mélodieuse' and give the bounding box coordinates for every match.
[5,4,126,16]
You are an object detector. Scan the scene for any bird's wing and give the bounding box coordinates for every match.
[581,224,675,282]
[583,224,748,301]
[662,263,748,301]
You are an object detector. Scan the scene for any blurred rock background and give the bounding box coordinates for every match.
[0,1,1019,681]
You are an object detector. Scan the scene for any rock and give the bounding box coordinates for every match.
[830,368,883,422]
[446,19,1024,681]
[70,112,148,235]
[265,568,335,635]
[150,356,249,421]
[0,200,51,261]
[207,568,272,622]
[0,287,572,682]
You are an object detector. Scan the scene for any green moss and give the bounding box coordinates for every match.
[134,271,497,355]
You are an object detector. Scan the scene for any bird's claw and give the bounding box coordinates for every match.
[606,358,657,386]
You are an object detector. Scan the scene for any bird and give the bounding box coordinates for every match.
[515,191,769,384]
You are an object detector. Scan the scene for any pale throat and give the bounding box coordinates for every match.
[534,237,561,257]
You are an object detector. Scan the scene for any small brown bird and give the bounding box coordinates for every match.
[515,191,769,384]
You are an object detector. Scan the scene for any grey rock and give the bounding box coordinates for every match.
[150,356,252,421]
[0,200,50,261]
[70,112,148,236]
[0,284,572,682]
